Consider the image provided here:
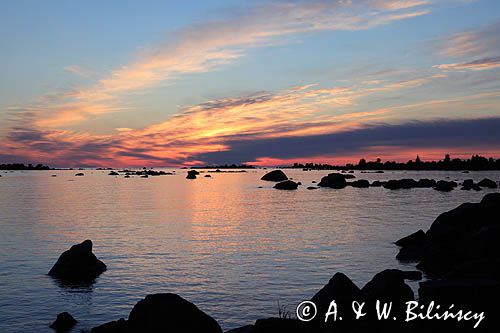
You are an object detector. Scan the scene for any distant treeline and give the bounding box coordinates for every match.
[190,164,255,169]
[289,155,500,171]
[0,163,51,170]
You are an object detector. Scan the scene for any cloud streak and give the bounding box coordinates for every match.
[16,0,431,128]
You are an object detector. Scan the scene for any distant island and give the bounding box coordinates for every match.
[288,154,500,171]
[189,164,255,169]
[0,163,51,170]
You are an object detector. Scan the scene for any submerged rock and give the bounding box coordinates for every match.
[108,171,119,176]
[260,170,288,182]
[48,240,106,283]
[273,180,298,190]
[91,293,222,333]
[75,173,84,176]
[49,312,77,332]
[204,174,212,178]
[318,173,347,189]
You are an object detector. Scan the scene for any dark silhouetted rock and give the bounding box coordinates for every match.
[108,171,119,176]
[383,179,417,190]
[318,173,347,189]
[140,175,148,178]
[204,174,212,178]
[478,178,498,188]
[260,170,288,182]
[395,229,425,248]
[49,312,77,332]
[416,179,436,188]
[401,270,422,281]
[395,229,425,261]
[75,173,84,176]
[311,272,361,325]
[461,179,482,191]
[91,318,128,333]
[92,293,222,333]
[48,240,106,283]
[311,180,316,183]
[274,180,298,190]
[370,180,386,187]
[124,175,130,178]
[343,174,356,179]
[415,193,500,276]
[307,186,318,190]
[348,179,369,188]
[433,180,457,192]
[361,269,414,303]
[225,325,254,333]
[186,170,199,179]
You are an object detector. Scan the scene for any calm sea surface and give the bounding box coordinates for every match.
[0,169,498,332]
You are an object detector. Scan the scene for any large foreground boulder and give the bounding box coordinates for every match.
[318,173,347,189]
[261,170,288,182]
[310,272,361,326]
[396,193,500,277]
[48,240,106,282]
[92,293,222,333]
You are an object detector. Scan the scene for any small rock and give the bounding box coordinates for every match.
[49,312,77,332]
[274,180,298,190]
[75,173,84,176]
[318,173,347,189]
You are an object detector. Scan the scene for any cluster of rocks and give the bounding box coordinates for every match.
[395,192,500,331]
[47,193,500,332]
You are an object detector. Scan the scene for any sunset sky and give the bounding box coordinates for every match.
[1,0,500,167]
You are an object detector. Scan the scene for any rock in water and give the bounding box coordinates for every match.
[433,180,457,192]
[75,173,84,176]
[478,178,498,188]
[317,173,347,189]
[260,170,288,182]
[186,170,199,179]
[383,179,417,190]
[49,312,77,332]
[348,179,369,188]
[403,193,500,277]
[48,240,106,282]
[91,293,222,333]
[273,180,298,190]
[108,171,119,176]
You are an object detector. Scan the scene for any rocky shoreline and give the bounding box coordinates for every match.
[45,190,500,332]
